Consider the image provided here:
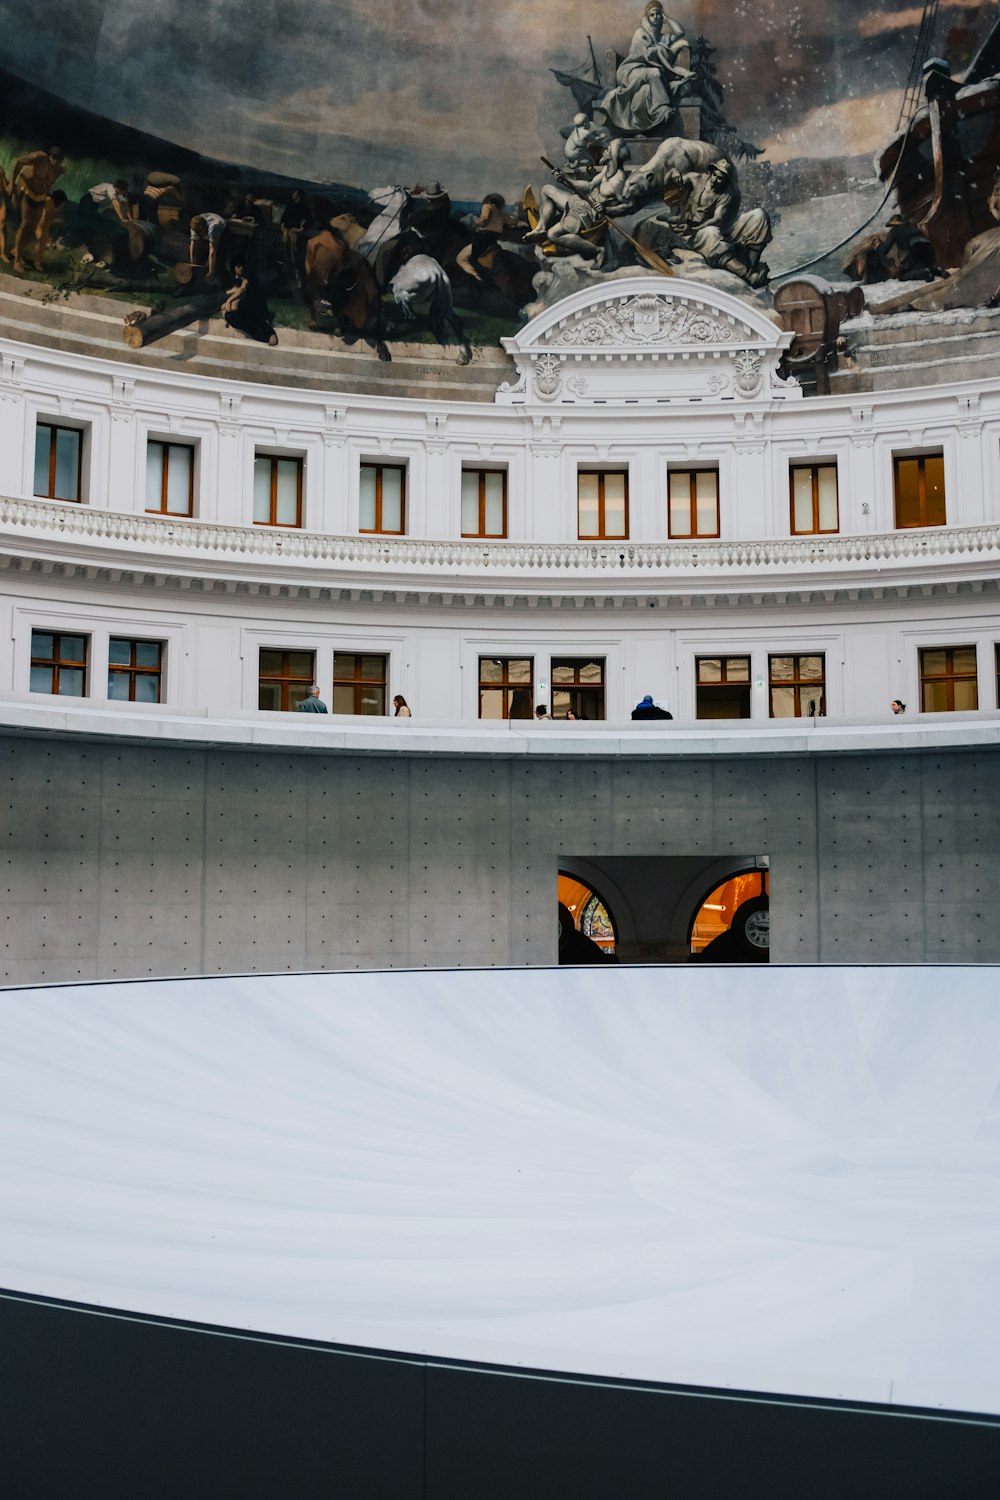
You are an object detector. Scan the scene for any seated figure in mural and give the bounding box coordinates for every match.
[599,2,693,137]
[222,260,279,346]
[562,113,612,173]
[10,146,65,273]
[651,159,771,286]
[526,140,635,260]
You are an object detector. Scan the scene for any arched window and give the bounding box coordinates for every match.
[557,873,617,954]
[689,869,769,955]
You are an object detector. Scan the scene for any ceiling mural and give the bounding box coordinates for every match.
[0,0,996,373]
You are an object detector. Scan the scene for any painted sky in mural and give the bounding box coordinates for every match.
[0,0,990,198]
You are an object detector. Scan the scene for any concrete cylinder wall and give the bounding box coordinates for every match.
[3,730,998,983]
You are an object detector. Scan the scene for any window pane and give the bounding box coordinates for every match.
[107,672,131,700]
[669,472,692,534]
[359,466,377,530]
[30,664,54,693]
[953,646,977,675]
[61,636,86,662]
[817,465,838,530]
[359,686,384,714]
[31,631,54,661]
[769,656,793,681]
[134,674,160,703]
[333,653,355,679]
[479,658,501,684]
[332,684,357,714]
[552,664,576,684]
[484,472,505,534]
[770,686,796,717]
[361,655,384,680]
[145,442,164,510]
[922,680,949,713]
[605,480,627,537]
[799,656,824,680]
[253,457,272,523]
[479,689,504,719]
[258,683,281,711]
[508,659,532,684]
[580,660,603,683]
[135,641,161,668]
[461,471,479,534]
[58,668,85,697]
[954,679,978,711]
[695,471,718,534]
[698,659,721,682]
[34,425,51,496]
[288,683,309,711]
[54,428,80,501]
[924,454,946,525]
[288,651,314,678]
[108,638,131,666]
[381,467,402,532]
[895,458,920,527]
[259,649,283,675]
[921,650,947,677]
[725,657,750,681]
[578,474,599,537]
[275,459,300,525]
[166,444,193,515]
[791,469,813,532]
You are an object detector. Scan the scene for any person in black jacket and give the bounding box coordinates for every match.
[631,694,673,720]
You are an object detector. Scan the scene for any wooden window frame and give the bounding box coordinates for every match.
[767,653,826,719]
[695,655,752,720]
[332,652,388,715]
[577,470,629,541]
[461,468,508,539]
[919,646,978,713]
[477,657,534,720]
[789,462,839,536]
[893,451,946,529]
[107,638,164,703]
[253,453,303,529]
[34,421,83,502]
[257,648,315,712]
[550,657,606,720]
[360,462,406,536]
[667,467,720,540]
[30,630,88,696]
[145,439,195,517]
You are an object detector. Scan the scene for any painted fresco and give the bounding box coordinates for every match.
[0,0,996,367]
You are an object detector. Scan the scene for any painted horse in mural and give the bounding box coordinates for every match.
[355,186,472,365]
[302,228,391,361]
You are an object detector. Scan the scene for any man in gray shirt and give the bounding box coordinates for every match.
[297,684,328,713]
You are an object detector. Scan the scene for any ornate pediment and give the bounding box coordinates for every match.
[542,293,743,350]
[497,276,798,407]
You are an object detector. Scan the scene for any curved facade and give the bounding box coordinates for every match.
[2,274,1000,724]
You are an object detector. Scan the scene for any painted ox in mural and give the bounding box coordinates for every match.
[304,186,471,365]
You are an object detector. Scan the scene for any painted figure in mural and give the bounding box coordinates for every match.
[464,192,507,281]
[80,179,132,225]
[562,113,611,171]
[650,159,771,286]
[526,140,635,260]
[355,186,472,363]
[599,3,693,137]
[222,261,279,346]
[10,146,64,272]
[189,211,226,282]
[281,187,311,288]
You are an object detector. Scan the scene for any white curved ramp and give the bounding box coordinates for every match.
[1,966,998,1414]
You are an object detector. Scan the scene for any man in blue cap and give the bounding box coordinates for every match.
[631,694,673,720]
